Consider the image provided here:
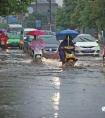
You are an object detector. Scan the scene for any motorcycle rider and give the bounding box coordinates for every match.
[0,31,8,49]
[58,35,75,65]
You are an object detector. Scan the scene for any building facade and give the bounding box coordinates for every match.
[29,0,58,31]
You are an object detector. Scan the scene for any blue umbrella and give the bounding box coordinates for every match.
[56,29,79,37]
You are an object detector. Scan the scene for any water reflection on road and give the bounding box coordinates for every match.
[52,77,61,118]
[0,49,105,118]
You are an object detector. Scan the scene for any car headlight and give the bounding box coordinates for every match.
[75,46,81,50]
[93,45,100,50]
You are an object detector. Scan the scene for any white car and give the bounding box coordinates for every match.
[23,28,37,39]
[74,34,100,56]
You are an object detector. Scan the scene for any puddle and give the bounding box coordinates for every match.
[0,49,105,118]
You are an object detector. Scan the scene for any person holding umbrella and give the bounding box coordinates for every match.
[58,35,75,65]
[27,29,46,51]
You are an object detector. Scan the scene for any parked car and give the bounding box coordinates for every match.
[7,31,21,47]
[38,35,60,59]
[73,34,100,56]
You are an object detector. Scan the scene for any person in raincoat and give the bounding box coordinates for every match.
[0,31,8,49]
[29,35,46,51]
[58,35,75,65]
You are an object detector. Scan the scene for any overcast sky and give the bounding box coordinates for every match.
[56,0,63,6]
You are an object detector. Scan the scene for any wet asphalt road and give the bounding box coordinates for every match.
[0,48,105,118]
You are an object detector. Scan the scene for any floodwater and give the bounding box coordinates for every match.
[0,48,105,118]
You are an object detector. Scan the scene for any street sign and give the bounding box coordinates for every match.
[7,16,17,24]
[35,20,41,29]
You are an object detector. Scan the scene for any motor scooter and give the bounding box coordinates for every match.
[62,46,78,67]
[33,48,42,63]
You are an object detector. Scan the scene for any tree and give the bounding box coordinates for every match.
[56,0,105,31]
[56,0,78,28]
[79,0,95,28]
[63,0,77,28]
[91,0,105,30]
[56,7,65,27]
[0,0,34,16]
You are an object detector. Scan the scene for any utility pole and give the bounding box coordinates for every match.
[49,0,52,31]
[36,0,38,14]
[21,0,23,25]
[47,0,52,31]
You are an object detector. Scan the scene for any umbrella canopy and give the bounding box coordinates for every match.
[56,29,79,37]
[27,29,46,36]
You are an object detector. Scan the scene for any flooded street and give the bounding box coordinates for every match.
[0,48,105,118]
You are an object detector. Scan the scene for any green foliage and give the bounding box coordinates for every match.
[63,0,77,28]
[56,0,78,28]
[91,0,105,30]
[79,0,94,28]
[0,0,34,16]
[56,7,65,27]
[56,0,105,30]
[70,0,85,27]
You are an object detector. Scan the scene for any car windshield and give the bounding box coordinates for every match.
[74,35,96,42]
[39,35,59,44]
[7,31,20,39]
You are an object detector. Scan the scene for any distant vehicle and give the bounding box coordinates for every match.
[7,31,21,47]
[23,28,36,39]
[73,34,100,56]
[38,35,59,59]
[8,24,23,33]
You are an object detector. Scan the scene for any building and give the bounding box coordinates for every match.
[29,0,58,31]
[31,0,57,14]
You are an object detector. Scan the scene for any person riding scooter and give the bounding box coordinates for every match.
[0,31,8,49]
[58,35,75,65]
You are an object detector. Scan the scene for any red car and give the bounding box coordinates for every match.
[0,31,8,49]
